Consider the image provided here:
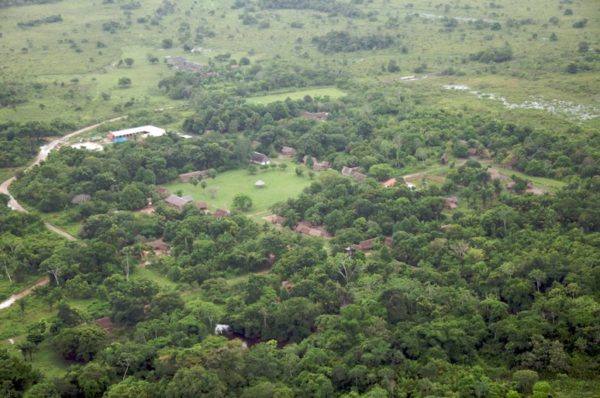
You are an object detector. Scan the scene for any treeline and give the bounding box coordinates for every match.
[17,14,62,28]
[260,0,363,18]
[469,45,513,63]
[0,120,74,167]
[158,61,345,100]
[312,31,397,53]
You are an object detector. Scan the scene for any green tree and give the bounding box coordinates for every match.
[118,77,132,88]
[232,194,253,212]
[55,324,107,362]
[166,365,226,398]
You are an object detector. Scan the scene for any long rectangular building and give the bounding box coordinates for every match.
[107,125,166,142]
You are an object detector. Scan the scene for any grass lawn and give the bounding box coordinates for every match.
[163,161,315,219]
[246,87,346,105]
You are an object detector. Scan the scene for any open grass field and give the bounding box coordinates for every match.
[163,160,316,219]
[246,87,347,104]
[0,0,596,128]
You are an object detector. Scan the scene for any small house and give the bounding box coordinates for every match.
[294,221,331,238]
[265,214,286,225]
[300,111,330,122]
[164,194,194,211]
[95,317,115,333]
[251,152,270,165]
[280,146,296,157]
[444,196,459,210]
[213,209,231,218]
[382,178,397,188]
[196,201,208,211]
[342,166,366,182]
[146,238,170,256]
[71,194,91,205]
[255,180,266,188]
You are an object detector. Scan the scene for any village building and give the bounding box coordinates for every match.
[213,209,231,218]
[351,237,393,252]
[265,214,286,225]
[71,194,91,205]
[255,180,266,188]
[280,146,296,157]
[107,125,166,143]
[164,194,194,211]
[294,221,332,238]
[146,238,170,256]
[95,317,115,333]
[304,156,331,171]
[196,201,209,212]
[382,178,397,188]
[178,170,210,183]
[251,152,271,165]
[342,166,367,182]
[444,196,459,210]
[300,111,330,121]
[155,187,170,198]
[281,280,294,292]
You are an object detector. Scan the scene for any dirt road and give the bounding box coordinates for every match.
[0,277,50,310]
[0,117,124,309]
[0,116,125,236]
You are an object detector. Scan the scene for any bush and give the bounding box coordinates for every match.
[512,369,539,394]
[469,46,513,63]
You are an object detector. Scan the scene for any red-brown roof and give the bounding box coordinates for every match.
[383,178,397,188]
[95,317,114,333]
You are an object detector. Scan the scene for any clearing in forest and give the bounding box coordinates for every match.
[163,161,317,218]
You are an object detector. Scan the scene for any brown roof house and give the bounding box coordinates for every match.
[382,178,397,188]
[213,209,231,218]
[303,156,331,171]
[301,111,330,122]
[294,221,332,238]
[444,196,459,210]
[71,194,91,205]
[265,214,286,225]
[95,317,115,333]
[146,238,170,256]
[351,237,393,252]
[251,152,271,165]
[280,146,296,157]
[341,166,367,182]
[164,194,194,211]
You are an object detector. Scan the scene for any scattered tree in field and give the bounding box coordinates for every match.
[118,77,132,88]
[232,194,253,212]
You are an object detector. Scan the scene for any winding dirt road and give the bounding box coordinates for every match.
[0,117,124,309]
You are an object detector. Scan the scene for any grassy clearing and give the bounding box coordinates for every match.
[163,161,315,219]
[246,87,347,104]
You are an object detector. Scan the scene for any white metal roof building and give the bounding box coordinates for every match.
[108,125,166,142]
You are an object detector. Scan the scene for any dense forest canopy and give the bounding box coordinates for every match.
[0,0,598,397]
